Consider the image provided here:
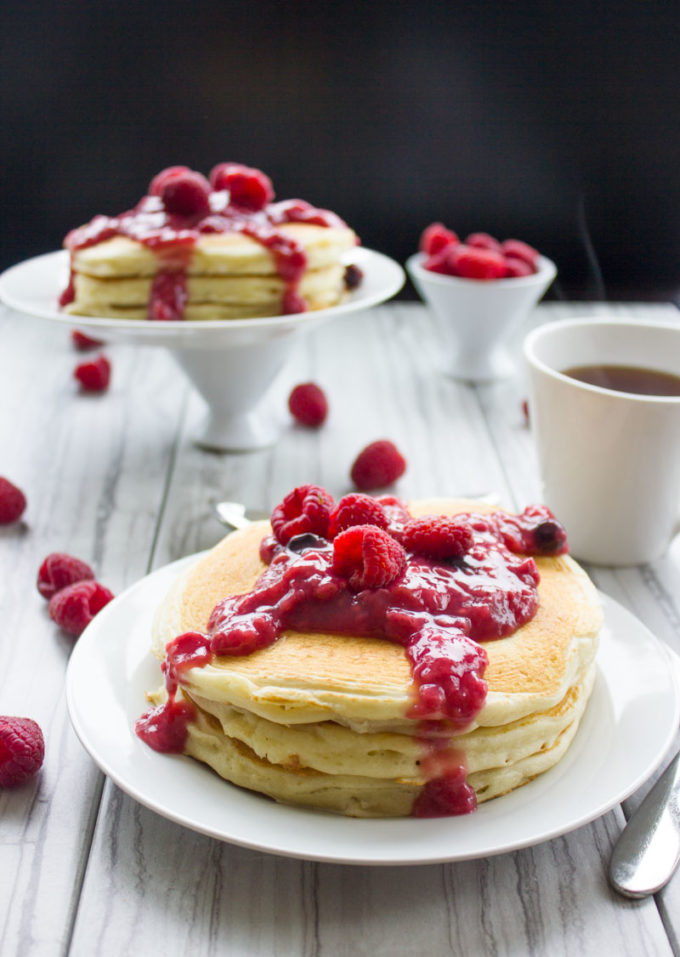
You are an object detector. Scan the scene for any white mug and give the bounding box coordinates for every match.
[524,317,680,565]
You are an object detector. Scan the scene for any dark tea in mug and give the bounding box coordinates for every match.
[561,364,680,397]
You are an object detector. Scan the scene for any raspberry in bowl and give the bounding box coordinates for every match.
[406,225,556,381]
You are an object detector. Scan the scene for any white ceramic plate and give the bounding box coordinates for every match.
[66,555,680,865]
[0,247,404,348]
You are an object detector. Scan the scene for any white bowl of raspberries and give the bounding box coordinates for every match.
[406,224,556,381]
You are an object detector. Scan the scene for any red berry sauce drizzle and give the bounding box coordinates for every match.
[136,492,568,817]
[59,164,357,320]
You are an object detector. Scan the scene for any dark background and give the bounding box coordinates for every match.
[2,1,679,302]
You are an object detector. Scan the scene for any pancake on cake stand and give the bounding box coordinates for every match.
[0,247,404,451]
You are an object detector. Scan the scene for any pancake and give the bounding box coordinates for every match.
[59,164,361,321]
[139,498,602,817]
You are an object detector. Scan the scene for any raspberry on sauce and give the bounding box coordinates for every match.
[332,524,407,591]
[400,516,474,560]
[159,171,212,217]
[328,493,389,538]
[209,162,274,210]
[270,484,335,545]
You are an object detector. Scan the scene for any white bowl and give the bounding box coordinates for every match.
[406,252,557,381]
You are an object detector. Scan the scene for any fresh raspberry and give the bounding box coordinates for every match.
[422,245,454,275]
[504,255,535,277]
[501,239,540,269]
[209,163,274,210]
[160,170,212,217]
[328,493,389,538]
[270,485,335,545]
[0,717,45,788]
[448,244,508,280]
[74,354,111,392]
[375,495,412,527]
[465,232,502,253]
[350,440,407,491]
[71,330,104,351]
[400,516,474,561]
[37,552,95,600]
[419,222,459,256]
[288,383,328,427]
[48,580,114,636]
[332,525,407,591]
[148,165,192,196]
[0,477,27,524]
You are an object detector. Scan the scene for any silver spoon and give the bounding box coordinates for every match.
[213,501,269,531]
[609,748,680,897]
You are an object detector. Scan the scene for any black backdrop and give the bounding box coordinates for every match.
[2,1,678,301]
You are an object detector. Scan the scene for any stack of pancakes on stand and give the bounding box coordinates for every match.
[62,224,357,320]
[59,163,360,321]
[143,499,602,818]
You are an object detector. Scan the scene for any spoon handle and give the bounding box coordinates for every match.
[609,748,680,898]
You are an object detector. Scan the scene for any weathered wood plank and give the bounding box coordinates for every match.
[0,309,187,956]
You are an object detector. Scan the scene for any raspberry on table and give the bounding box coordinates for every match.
[0,717,45,789]
[37,552,95,600]
[288,382,328,427]
[71,330,105,351]
[350,440,407,491]
[48,580,114,636]
[328,493,389,538]
[332,524,407,591]
[271,485,335,545]
[401,516,475,561]
[74,354,111,392]
[0,476,27,524]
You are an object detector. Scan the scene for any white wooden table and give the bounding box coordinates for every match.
[1,298,679,957]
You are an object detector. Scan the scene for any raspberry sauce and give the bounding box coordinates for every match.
[62,175,353,319]
[137,502,566,817]
[135,631,211,753]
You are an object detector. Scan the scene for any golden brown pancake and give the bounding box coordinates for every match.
[143,499,602,816]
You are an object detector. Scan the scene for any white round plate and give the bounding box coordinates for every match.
[0,247,404,347]
[66,556,680,865]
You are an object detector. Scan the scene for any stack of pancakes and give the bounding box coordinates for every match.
[61,224,358,321]
[146,500,602,817]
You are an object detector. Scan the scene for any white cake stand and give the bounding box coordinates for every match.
[0,248,404,450]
